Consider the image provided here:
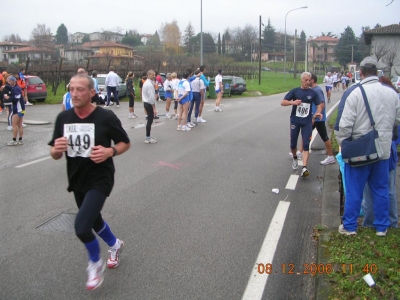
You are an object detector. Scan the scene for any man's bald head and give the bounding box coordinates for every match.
[77,68,86,74]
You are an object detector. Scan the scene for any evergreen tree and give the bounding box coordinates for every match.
[262,18,276,51]
[55,23,68,44]
[334,26,359,67]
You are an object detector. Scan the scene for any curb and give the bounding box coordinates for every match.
[315,161,341,300]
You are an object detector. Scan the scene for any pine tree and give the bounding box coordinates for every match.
[55,23,68,45]
[263,18,276,52]
[334,26,359,67]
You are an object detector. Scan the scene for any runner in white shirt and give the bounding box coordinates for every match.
[170,73,180,120]
[163,73,174,119]
[215,70,223,112]
[323,72,333,103]
[332,72,339,92]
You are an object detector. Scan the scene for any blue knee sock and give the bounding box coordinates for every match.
[96,222,117,247]
[84,239,100,262]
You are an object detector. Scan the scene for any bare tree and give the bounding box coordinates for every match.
[382,41,400,77]
[31,24,53,48]
[3,34,23,42]
[372,41,390,62]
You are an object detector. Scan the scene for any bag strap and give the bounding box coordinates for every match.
[357,84,375,127]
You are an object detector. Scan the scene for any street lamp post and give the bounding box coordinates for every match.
[200,0,203,65]
[284,6,307,82]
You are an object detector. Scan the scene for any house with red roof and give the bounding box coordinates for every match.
[308,36,339,63]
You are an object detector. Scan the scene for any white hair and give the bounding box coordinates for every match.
[301,72,311,80]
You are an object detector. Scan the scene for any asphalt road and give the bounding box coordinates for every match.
[0,88,344,300]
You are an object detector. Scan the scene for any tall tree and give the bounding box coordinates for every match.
[55,23,68,44]
[263,18,276,51]
[183,22,195,47]
[31,24,53,48]
[122,30,143,46]
[296,30,307,61]
[217,33,221,55]
[160,20,182,54]
[334,26,359,67]
[222,34,226,55]
[189,33,216,54]
[149,31,160,46]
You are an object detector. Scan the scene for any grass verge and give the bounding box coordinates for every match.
[241,72,304,97]
[321,227,400,299]
[328,107,339,154]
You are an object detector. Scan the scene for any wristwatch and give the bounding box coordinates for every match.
[112,147,117,157]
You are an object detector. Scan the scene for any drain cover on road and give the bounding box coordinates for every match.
[36,213,76,233]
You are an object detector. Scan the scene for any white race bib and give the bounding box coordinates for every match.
[64,123,95,158]
[296,103,310,118]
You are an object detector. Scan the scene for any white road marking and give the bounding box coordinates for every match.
[238,101,245,103]
[241,201,290,300]
[285,174,299,190]
[15,156,51,168]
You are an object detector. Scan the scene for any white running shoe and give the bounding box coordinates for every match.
[7,126,12,131]
[116,105,120,108]
[338,224,356,236]
[292,158,298,170]
[182,126,191,131]
[190,122,196,127]
[107,239,124,268]
[104,105,109,108]
[175,115,178,120]
[86,259,106,290]
[320,156,336,165]
[7,140,19,146]
[177,125,182,131]
[186,123,194,128]
[301,167,309,178]
[197,117,206,123]
[25,102,33,106]
[217,108,223,112]
[145,138,157,144]
[128,113,134,119]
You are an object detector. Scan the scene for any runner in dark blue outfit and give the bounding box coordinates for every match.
[281,72,322,177]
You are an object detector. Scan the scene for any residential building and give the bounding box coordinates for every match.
[0,42,29,63]
[364,23,400,76]
[308,36,338,63]
[82,41,134,65]
[63,44,92,61]
[89,31,123,42]
[69,32,88,43]
[4,46,54,64]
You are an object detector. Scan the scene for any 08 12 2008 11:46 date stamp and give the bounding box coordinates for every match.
[257,263,379,275]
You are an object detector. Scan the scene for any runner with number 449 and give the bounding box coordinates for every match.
[281,72,322,178]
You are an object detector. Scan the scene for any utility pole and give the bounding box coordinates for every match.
[351,45,354,62]
[305,39,308,72]
[259,15,262,85]
[294,29,297,79]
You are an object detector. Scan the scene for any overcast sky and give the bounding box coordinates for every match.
[1,0,399,42]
